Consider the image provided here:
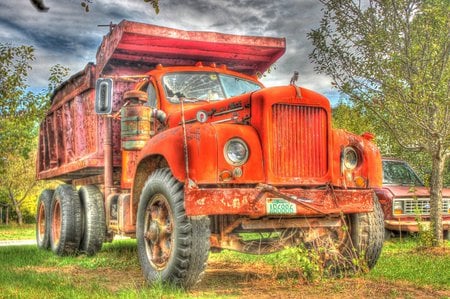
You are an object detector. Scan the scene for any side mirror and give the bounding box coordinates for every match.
[95,78,113,114]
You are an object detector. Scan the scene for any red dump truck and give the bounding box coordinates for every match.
[36,20,384,288]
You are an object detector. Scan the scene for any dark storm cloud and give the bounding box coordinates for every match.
[0,0,338,102]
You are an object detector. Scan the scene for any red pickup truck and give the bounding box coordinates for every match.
[376,158,450,239]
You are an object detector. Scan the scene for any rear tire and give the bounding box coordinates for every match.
[136,168,210,289]
[36,189,54,250]
[79,185,105,255]
[50,184,82,256]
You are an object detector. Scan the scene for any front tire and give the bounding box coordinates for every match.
[136,168,210,289]
[50,184,82,256]
[36,189,54,250]
[345,197,384,269]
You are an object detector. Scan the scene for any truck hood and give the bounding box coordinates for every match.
[383,185,450,198]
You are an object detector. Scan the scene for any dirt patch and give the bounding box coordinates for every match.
[191,259,450,299]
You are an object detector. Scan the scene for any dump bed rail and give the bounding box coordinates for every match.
[96,20,286,76]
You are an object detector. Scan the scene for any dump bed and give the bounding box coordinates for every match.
[37,20,286,182]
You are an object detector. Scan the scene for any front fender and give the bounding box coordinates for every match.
[135,123,265,185]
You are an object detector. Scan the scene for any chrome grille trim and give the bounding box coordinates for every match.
[393,198,450,215]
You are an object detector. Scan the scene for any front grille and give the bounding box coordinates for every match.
[272,104,328,178]
[396,198,450,215]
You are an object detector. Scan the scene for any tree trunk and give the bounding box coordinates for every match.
[5,207,9,225]
[14,205,23,226]
[429,151,445,246]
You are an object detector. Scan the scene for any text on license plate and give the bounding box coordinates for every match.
[266,198,297,215]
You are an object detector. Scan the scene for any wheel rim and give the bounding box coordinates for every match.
[143,194,174,270]
[37,202,46,241]
[52,199,62,246]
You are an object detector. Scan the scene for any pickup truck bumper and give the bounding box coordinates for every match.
[385,219,450,233]
[184,184,375,217]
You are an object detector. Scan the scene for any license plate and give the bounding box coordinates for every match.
[266,198,297,215]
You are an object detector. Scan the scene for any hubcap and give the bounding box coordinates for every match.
[143,194,173,270]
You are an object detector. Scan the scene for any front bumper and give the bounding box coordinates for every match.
[184,184,375,217]
[385,219,450,233]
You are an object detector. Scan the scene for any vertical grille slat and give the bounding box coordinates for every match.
[272,104,328,178]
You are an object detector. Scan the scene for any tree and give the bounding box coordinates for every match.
[0,150,40,225]
[309,0,450,245]
[0,44,69,225]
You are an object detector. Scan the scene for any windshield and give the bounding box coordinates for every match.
[382,160,424,186]
[163,72,261,103]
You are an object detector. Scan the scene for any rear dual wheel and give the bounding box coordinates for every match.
[78,185,105,255]
[36,189,54,249]
[37,184,105,256]
[50,184,83,255]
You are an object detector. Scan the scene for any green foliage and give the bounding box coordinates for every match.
[269,246,322,283]
[0,44,43,160]
[0,43,69,224]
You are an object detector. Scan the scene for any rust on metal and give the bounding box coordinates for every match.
[96,20,286,77]
[184,186,374,217]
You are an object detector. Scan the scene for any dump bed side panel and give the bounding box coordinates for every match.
[37,64,103,181]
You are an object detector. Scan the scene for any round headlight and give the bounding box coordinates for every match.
[224,138,249,166]
[343,147,358,170]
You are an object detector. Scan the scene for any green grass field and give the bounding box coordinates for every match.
[0,225,449,298]
[0,224,35,240]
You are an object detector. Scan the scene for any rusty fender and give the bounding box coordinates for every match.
[184,184,375,217]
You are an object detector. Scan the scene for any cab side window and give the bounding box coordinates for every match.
[147,82,157,108]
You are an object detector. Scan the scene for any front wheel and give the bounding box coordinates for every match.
[342,196,384,270]
[136,168,210,289]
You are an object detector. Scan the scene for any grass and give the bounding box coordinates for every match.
[0,225,449,298]
[370,238,450,288]
[0,223,35,240]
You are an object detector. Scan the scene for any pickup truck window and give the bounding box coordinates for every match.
[382,160,424,186]
[163,72,261,103]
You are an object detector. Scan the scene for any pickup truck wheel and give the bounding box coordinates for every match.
[137,168,210,289]
[345,197,384,270]
[50,184,82,256]
[36,189,54,250]
[79,185,105,256]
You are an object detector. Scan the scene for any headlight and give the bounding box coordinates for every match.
[224,138,249,166]
[343,147,359,170]
[393,200,404,215]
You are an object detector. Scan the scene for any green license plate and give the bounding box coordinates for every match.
[266,198,297,215]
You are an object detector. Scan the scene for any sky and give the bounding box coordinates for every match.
[0,0,341,104]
